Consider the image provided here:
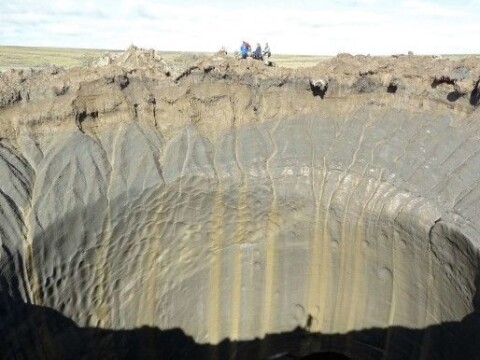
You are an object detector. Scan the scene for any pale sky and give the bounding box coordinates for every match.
[1,0,479,55]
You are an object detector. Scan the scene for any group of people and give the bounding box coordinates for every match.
[240,41,271,62]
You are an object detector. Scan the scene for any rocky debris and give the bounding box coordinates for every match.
[387,78,399,93]
[114,74,129,89]
[0,88,22,107]
[353,74,379,93]
[471,78,480,106]
[52,83,69,96]
[92,52,120,66]
[309,78,328,98]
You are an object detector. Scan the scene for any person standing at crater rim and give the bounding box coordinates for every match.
[263,42,271,58]
[240,40,251,59]
[253,43,263,60]
[263,42,272,65]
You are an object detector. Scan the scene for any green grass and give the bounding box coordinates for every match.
[0,46,351,70]
[272,55,331,68]
[0,45,334,71]
[2,46,477,72]
[0,46,121,71]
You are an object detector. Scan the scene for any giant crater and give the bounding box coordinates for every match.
[0,48,479,359]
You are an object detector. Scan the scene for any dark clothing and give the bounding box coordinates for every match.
[253,45,262,60]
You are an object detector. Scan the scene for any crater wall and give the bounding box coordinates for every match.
[0,48,479,359]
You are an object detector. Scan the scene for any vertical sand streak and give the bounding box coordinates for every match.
[24,243,42,304]
[261,124,279,338]
[382,198,416,360]
[229,181,247,340]
[333,176,361,332]
[255,124,279,360]
[314,106,356,331]
[313,159,332,331]
[208,133,225,347]
[230,130,247,341]
[346,177,383,352]
[259,201,278,359]
[207,184,225,344]
[306,122,325,330]
[24,167,42,306]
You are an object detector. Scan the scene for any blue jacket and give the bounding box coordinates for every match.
[240,44,248,55]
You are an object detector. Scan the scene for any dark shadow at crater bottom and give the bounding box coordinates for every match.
[1,291,480,360]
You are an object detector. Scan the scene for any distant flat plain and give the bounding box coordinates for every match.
[0,46,478,71]
[0,45,329,71]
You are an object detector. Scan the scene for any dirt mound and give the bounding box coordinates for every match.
[311,53,480,102]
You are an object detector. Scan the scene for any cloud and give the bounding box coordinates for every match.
[0,0,478,54]
[400,0,467,18]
